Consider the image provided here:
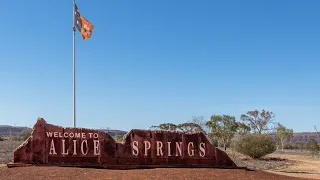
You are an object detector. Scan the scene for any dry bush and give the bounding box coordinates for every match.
[0,139,24,164]
[113,135,124,142]
[305,138,320,156]
[234,134,276,159]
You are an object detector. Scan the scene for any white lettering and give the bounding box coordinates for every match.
[187,142,194,156]
[82,133,86,139]
[167,142,172,156]
[199,143,205,157]
[88,133,93,138]
[49,139,57,155]
[132,141,139,156]
[93,133,99,139]
[74,133,80,138]
[62,139,69,155]
[81,140,88,155]
[156,141,163,156]
[63,132,68,138]
[93,140,100,155]
[69,133,74,138]
[175,142,182,156]
[73,140,77,155]
[46,132,207,158]
[144,141,151,156]
[46,132,53,138]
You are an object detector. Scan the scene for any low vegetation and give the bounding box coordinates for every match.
[151,109,320,160]
[150,122,204,133]
[9,129,32,141]
[234,134,276,159]
[305,138,320,156]
[113,135,124,142]
[0,129,32,164]
[0,138,24,163]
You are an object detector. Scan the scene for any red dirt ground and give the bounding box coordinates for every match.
[0,166,315,180]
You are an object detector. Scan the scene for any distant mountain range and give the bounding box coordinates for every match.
[0,125,31,136]
[1,125,319,143]
[233,132,320,143]
[281,132,320,143]
[96,129,127,137]
[0,125,127,137]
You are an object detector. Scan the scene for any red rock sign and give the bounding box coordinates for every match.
[10,118,237,169]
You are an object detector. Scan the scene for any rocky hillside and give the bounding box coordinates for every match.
[0,125,31,136]
[96,129,127,137]
[288,132,320,143]
[1,125,318,143]
[268,132,320,143]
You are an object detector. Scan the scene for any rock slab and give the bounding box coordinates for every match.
[10,118,237,169]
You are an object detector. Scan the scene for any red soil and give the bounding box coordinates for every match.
[0,166,314,180]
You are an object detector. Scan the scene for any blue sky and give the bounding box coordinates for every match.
[0,0,319,132]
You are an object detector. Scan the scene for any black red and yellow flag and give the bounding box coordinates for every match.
[74,4,94,40]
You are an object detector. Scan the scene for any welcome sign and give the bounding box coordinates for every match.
[9,118,236,169]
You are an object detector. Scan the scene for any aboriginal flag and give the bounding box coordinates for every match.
[74,4,94,40]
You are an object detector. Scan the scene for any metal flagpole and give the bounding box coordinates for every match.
[73,0,76,128]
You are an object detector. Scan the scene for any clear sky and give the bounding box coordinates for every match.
[0,0,319,132]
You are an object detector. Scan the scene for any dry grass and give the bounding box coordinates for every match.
[226,148,294,170]
[266,154,320,179]
[226,148,320,179]
[0,138,24,164]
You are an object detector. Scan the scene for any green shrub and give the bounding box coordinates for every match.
[234,134,276,159]
[0,136,4,141]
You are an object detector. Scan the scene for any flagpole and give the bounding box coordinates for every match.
[73,0,76,128]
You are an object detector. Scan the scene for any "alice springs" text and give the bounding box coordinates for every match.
[46,132,207,157]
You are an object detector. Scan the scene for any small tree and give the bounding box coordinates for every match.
[177,123,204,133]
[235,134,276,159]
[150,123,178,131]
[240,109,275,134]
[305,138,319,156]
[276,123,293,152]
[206,115,239,151]
[188,116,209,134]
[236,122,251,135]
